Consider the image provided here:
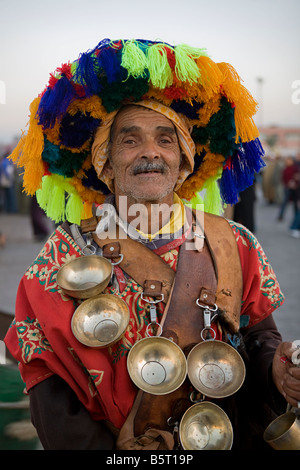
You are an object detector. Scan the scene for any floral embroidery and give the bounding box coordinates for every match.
[15,317,53,363]
[160,248,178,270]
[24,227,81,300]
[68,348,104,397]
[229,221,284,314]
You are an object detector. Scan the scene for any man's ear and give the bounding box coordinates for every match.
[102,158,115,180]
[179,152,187,171]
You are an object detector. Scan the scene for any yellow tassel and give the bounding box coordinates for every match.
[81,201,93,219]
[196,56,223,99]
[67,95,106,120]
[71,176,106,205]
[11,97,45,195]
[197,94,221,127]
[217,62,259,143]
[178,147,224,201]
[9,132,26,165]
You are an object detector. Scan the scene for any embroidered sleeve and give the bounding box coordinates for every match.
[229,221,285,329]
[4,227,82,390]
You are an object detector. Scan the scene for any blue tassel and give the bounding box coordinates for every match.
[233,138,265,192]
[171,99,202,119]
[220,165,239,205]
[97,47,124,83]
[38,76,76,128]
[74,51,101,95]
[241,138,266,173]
[220,138,266,204]
[81,166,110,194]
[59,112,101,148]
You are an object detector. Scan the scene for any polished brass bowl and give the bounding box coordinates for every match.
[179,402,233,450]
[71,294,130,347]
[127,336,187,395]
[187,340,245,399]
[264,411,300,450]
[57,255,112,299]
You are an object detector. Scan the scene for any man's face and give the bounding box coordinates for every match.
[103,106,182,205]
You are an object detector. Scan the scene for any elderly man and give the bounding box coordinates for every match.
[5,39,300,451]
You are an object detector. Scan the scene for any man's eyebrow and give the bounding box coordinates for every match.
[156,126,176,134]
[119,125,140,134]
[119,125,176,134]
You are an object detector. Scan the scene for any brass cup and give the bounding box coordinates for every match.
[127,336,187,395]
[56,255,112,299]
[187,340,245,399]
[264,411,300,450]
[71,294,130,348]
[179,402,233,450]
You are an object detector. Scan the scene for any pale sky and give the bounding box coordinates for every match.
[0,0,299,145]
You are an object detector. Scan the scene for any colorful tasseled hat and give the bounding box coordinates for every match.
[10,38,265,224]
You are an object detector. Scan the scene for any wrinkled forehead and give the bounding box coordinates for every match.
[110,105,177,141]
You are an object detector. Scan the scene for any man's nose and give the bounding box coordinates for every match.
[139,140,160,159]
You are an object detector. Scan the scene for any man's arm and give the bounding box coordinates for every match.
[241,314,286,412]
[30,375,116,450]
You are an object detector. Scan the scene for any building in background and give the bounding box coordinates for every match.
[259,126,300,158]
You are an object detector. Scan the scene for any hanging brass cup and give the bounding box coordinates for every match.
[263,409,300,450]
[57,255,112,299]
[127,336,187,395]
[187,340,245,399]
[179,402,233,450]
[71,294,130,348]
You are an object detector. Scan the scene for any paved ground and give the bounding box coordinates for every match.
[0,189,299,343]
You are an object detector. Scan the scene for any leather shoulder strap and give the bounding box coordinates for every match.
[81,216,175,304]
[202,212,243,333]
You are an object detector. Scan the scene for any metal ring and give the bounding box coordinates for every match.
[140,292,164,304]
[189,390,205,403]
[196,300,218,312]
[200,327,216,341]
[193,232,205,239]
[145,322,163,337]
[110,253,124,265]
[81,244,96,255]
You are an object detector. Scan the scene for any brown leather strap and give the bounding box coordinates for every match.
[89,208,243,446]
[134,238,217,436]
[115,390,174,450]
[91,224,175,305]
[203,212,243,333]
[133,212,243,437]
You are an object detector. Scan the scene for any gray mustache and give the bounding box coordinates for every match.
[133,161,166,175]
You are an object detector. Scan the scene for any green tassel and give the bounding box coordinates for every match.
[203,176,223,215]
[46,184,66,223]
[36,174,73,223]
[174,44,206,83]
[147,44,173,88]
[189,191,205,211]
[121,40,147,78]
[36,175,53,213]
[66,192,83,225]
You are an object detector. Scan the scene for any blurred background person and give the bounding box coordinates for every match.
[277,156,299,222]
[0,149,17,214]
